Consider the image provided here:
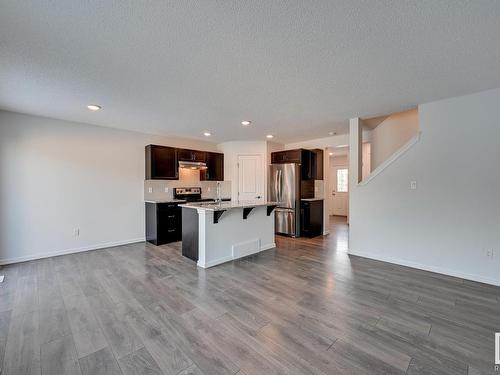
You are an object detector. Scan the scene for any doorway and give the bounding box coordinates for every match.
[328,154,349,217]
[332,166,349,216]
[237,154,264,201]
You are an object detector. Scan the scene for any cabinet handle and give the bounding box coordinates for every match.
[167,215,175,218]
[168,229,176,232]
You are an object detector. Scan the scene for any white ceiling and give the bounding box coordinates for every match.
[1,1,499,143]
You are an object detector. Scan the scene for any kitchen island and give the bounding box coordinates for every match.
[179,201,277,268]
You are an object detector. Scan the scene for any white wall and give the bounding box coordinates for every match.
[349,88,500,286]
[217,141,271,201]
[0,110,218,264]
[367,109,419,170]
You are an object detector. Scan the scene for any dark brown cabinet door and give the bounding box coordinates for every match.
[146,145,178,179]
[201,152,224,181]
[192,150,206,162]
[177,148,206,162]
[313,149,323,180]
[271,151,284,163]
[271,150,302,164]
[300,200,323,237]
[301,150,313,180]
[285,149,302,163]
[177,148,194,161]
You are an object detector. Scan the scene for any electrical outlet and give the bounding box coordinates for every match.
[73,228,80,237]
[486,249,494,257]
[164,187,168,193]
[148,187,153,193]
[410,181,417,190]
[207,187,211,192]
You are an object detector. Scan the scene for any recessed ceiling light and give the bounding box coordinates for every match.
[329,131,335,136]
[266,134,274,139]
[329,152,334,156]
[203,132,212,137]
[336,144,348,148]
[87,104,101,111]
[241,120,252,126]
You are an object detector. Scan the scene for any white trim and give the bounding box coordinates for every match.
[197,242,276,268]
[359,131,421,186]
[0,237,145,265]
[348,249,500,287]
[197,255,234,269]
[322,230,330,236]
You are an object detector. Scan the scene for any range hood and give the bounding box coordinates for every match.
[178,161,207,170]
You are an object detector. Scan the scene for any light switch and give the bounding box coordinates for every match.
[410,181,417,190]
[148,187,153,193]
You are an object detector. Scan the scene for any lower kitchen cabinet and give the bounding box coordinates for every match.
[145,202,182,245]
[300,200,323,238]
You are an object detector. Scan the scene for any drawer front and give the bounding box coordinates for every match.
[157,205,182,243]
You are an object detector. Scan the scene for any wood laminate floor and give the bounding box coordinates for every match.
[0,217,499,375]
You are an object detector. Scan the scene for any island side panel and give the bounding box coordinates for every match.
[181,207,199,261]
[198,206,275,268]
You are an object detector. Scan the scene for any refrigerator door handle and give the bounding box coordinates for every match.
[279,169,283,203]
[277,169,280,203]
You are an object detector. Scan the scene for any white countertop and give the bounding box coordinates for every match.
[301,197,324,201]
[144,197,231,204]
[180,200,278,211]
[145,199,187,204]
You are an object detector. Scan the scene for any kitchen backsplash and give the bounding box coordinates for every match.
[144,169,231,201]
[314,180,324,198]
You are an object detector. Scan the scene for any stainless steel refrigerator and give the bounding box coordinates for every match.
[268,163,300,237]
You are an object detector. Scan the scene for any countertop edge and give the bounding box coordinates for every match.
[179,201,278,211]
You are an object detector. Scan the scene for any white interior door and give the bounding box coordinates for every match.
[237,154,263,201]
[332,166,349,216]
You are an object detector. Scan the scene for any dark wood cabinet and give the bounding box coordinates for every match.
[300,200,323,238]
[312,149,324,180]
[301,150,313,180]
[146,145,178,180]
[146,202,182,245]
[177,148,206,162]
[271,148,323,180]
[146,145,224,181]
[201,152,224,181]
[271,150,301,164]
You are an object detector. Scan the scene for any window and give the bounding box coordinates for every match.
[337,169,348,192]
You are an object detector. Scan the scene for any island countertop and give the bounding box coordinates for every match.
[179,200,278,211]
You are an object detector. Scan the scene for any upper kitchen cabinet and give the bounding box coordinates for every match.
[200,152,224,181]
[177,148,206,162]
[312,149,323,180]
[271,149,301,163]
[146,145,178,180]
[271,148,323,180]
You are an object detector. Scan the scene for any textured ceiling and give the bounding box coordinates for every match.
[1,1,500,143]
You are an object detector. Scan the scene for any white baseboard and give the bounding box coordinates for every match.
[198,255,234,269]
[0,238,145,265]
[348,249,500,287]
